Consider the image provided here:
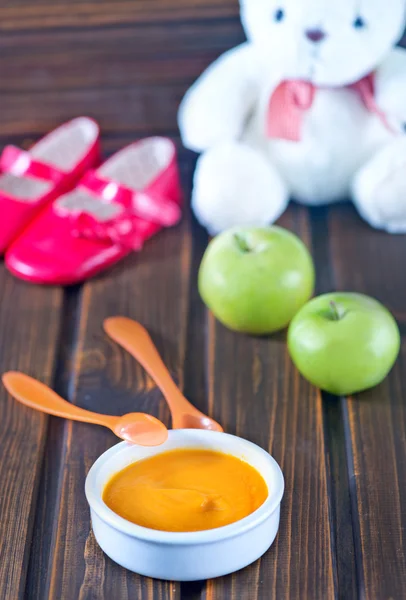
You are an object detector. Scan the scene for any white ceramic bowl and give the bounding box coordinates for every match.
[85,430,284,581]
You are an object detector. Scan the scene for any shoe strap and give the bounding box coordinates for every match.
[0,145,66,185]
[56,168,181,250]
[80,170,181,227]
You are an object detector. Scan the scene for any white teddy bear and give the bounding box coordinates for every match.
[178,0,406,234]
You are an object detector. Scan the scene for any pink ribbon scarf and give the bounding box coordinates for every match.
[266,73,391,142]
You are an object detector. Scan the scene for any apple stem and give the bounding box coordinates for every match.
[329,301,341,321]
[234,233,251,253]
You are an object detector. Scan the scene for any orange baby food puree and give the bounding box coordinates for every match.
[103,448,268,532]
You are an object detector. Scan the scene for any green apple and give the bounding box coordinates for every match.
[288,292,400,395]
[198,226,315,334]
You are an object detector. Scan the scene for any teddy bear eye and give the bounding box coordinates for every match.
[353,16,366,29]
[274,8,285,22]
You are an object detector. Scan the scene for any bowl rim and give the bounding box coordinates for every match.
[85,430,284,545]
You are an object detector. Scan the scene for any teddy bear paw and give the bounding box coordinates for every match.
[192,143,289,234]
[353,137,406,233]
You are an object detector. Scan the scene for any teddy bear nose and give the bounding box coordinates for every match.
[306,29,327,43]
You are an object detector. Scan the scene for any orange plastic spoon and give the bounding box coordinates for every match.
[2,372,168,446]
[103,317,223,432]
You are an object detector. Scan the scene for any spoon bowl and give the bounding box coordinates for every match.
[114,412,168,446]
[173,413,222,431]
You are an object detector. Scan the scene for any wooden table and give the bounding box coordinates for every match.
[1,2,406,599]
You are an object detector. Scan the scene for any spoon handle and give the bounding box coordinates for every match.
[104,317,191,413]
[2,372,116,429]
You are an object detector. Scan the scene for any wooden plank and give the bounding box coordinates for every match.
[311,207,358,600]
[0,24,242,93]
[328,204,406,598]
[328,204,406,324]
[43,154,193,599]
[0,1,239,31]
[0,18,243,139]
[24,288,82,600]
[0,267,63,600]
[200,207,335,600]
[0,85,186,138]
